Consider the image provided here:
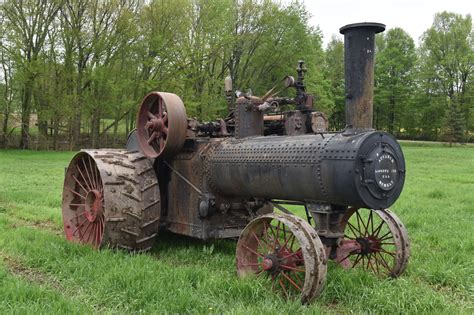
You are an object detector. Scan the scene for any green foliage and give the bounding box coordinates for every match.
[1,3,474,147]
[374,28,416,135]
[442,101,465,144]
[0,145,473,313]
[324,36,344,130]
[418,12,474,142]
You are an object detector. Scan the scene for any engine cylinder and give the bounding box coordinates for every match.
[208,131,405,210]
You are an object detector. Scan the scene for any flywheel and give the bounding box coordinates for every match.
[137,92,188,158]
[61,150,161,251]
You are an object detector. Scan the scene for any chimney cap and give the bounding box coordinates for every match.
[339,22,386,35]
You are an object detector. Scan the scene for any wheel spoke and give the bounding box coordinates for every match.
[281,271,302,291]
[373,252,381,274]
[378,231,392,242]
[375,251,392,273]
[379,248,396,257]
[279,248,302,261]
[278,232,294,255]
[76,165,92,191]
[380,242,396,246]
[367,254,378,274]
[72,175,88,194]
[268,221,281,249]
[148,131,157,144]
[352,254,363,268]
[356,210,369,237]
[368,211,374,235]
[88,156,100,191]
[241,243,264,258]
[147,111,156,120]
[81,158,96,191]
[371,220,385,238]
[280,264,305,273]
[80,222,93,241]
[287,233,296,249]
[347,221,363,237]
[291,270,304,287]
[69,188,86,200]
[72,217,88,236]
[251,230,265,252]
[95,218,101,247]
[275,220,281,244]
[278,277,289,298]
[86,223,96,244]
[261,222,274,253]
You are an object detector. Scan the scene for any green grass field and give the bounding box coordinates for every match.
[0,143,473,314]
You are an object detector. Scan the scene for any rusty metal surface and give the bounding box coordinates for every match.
[284,110,307,135]
[234,97,264,138]
[62,150,161,251]
[334,207,410,277]
[236,213,326,303]
[340,23,385,129]
[137,92,188,158]
[207,130,405,210]
[164,139,265,239]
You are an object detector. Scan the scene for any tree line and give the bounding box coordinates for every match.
[0,0,473,150]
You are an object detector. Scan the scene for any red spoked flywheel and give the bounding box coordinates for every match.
[136,92,187,158]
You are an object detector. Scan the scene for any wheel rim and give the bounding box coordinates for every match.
[337,208,410,277]
[62,153,105,248]
[236,213,326,303]
[137,92,187,158]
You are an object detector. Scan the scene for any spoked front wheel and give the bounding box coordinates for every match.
[336,208,410,277]
[236,213,327,304]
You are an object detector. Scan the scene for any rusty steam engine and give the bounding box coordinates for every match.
[61,23,410,303]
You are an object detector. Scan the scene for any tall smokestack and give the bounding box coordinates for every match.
[340,22,385,129]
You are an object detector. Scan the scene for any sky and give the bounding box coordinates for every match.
[304,0,474,47]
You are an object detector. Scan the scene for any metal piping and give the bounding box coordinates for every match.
[340,22,385,129]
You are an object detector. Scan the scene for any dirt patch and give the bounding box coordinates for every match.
[0,252,63,291]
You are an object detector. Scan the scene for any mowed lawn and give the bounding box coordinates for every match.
[0,143,473,314]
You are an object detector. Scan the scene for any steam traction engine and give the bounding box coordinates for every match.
[61,23,410,303]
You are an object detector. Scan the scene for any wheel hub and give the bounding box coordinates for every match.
[147,117,165,133]
[84,190,103,222]
[262,257,275,271]
[356,237,379,255]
